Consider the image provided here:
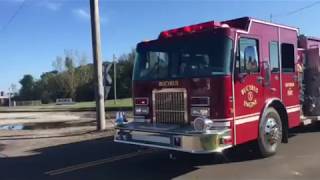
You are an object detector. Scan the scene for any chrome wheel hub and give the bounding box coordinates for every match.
[264,117,281,145]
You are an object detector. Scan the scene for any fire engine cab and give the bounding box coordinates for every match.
[114,17,320,157]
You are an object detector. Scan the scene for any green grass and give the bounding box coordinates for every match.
[74,98,133,108]
[0,98,133,112]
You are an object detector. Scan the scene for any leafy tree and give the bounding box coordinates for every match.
[65,54,76,99]
[38,71,61,103]
[16,49,136,103]
[19,75,36,100]
[109,49,135,99]
[75,64,94,101]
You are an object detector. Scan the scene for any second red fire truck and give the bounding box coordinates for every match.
[114,17,320,157]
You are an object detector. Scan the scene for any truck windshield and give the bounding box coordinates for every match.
[134,35,233,81]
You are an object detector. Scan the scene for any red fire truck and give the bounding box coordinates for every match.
[114,17,320,157]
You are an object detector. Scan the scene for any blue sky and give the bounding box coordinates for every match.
[0,0,319,91]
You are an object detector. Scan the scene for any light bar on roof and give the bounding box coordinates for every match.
[159,21,222,39]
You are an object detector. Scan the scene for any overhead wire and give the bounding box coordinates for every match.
[285,1,320,16]
[0,0,28,33]
[271,1,320,20]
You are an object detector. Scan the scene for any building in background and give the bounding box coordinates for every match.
[0,91,9,106]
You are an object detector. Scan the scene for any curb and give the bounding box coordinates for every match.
[0,107,133,113]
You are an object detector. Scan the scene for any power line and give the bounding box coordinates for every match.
[0,0,28,33]
[285,1,320,16]
[271,1,320,21]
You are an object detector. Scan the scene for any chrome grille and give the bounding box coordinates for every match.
[153,89,187,124]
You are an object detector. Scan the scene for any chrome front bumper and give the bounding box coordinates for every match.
[114,122,232,154]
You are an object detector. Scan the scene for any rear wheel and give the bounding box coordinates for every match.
[258,107,283,157]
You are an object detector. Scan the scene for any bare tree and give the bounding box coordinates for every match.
[52,56,64,72]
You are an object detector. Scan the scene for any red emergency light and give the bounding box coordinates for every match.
[135,98,149,105]
[159,21,223,39]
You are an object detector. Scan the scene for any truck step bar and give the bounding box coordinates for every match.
[301,116,320,126]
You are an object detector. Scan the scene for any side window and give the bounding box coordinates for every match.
[281,43,295,72]
[269,41,280,73]
[239,38,259,73]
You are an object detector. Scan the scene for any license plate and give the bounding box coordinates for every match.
[132,134,171,144]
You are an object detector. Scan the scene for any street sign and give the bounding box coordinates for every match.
[103,62,112,99]
[103,62,112,86]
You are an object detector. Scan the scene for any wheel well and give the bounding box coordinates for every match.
[268,101,289,143]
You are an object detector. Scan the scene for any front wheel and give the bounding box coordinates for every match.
[258,107,283,157]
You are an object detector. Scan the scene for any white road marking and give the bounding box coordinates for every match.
[45,149,156,176]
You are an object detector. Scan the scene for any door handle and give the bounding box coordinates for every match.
[270,88,277,92]
[257,76,264,84]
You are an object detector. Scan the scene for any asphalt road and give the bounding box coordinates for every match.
[1,124,320,180]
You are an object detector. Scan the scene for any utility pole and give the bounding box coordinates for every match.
[90,0,106,130]
[113,54,117,104]
[8,88,11,108]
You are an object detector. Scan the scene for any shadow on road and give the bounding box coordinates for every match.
[0,123,319,180]
[0,138,262,180]
[0,130,97,141]
[0,143,5,151]
[290,122,320,134]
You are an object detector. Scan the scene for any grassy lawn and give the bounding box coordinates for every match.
[0,98,133,112]
[73,98,133,108]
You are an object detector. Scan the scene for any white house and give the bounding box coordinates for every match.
[0,91,9,106]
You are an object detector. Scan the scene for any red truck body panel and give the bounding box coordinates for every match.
[124,17,319,152]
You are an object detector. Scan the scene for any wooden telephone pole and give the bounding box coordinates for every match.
[113,54,117,104]
[90,0,106,130]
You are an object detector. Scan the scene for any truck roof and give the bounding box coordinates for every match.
[157,16,299,40]
[305,36,320,42]
[222,16,299,32]
[299,35,320,49]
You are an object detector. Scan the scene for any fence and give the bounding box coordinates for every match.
[15,100,42,106]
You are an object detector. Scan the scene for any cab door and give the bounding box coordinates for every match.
[263,41,281,100]
[280,43,300,127]
[234,36,264,145]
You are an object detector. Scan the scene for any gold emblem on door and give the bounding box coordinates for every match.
[241,85,259,108]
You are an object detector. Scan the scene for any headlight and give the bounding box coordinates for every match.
[135,106,149,115]
[191,107,210,117]
[193,117,213,132]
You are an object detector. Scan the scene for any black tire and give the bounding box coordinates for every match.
[258,107,283,157]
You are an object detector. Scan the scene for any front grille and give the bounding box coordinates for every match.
[153,89,187,124]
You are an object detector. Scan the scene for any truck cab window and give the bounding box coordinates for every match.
[281,43,295,72]
[239,38,259,73]
[139,52,169,79]
[134,35,233,81]
[270,41,280,73]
